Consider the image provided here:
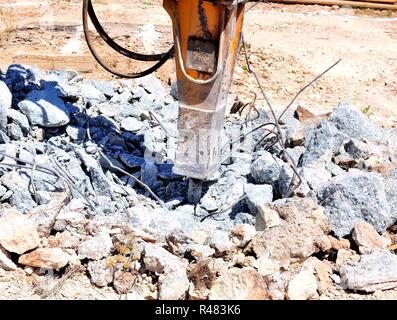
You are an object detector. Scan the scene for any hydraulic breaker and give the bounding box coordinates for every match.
[163,0,245,180]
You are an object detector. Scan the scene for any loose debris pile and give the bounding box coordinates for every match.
[0,64,396,299]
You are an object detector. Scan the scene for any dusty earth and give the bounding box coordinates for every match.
[0,0,396,301]
[0,0,396,125]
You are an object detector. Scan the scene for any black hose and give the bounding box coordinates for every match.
[87,0,173,62]
[82,0,174,79]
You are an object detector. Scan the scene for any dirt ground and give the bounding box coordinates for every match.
[0,0,396,126]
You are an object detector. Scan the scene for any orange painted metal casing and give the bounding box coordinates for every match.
[164,0,245,180]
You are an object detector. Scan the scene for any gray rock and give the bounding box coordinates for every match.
[119,153,144,168]
[285,146,305,166]
[18,89,70,127]
[21,163,61,192]
[87,259,114,287]
[329,102,384,142]
[121,117,143,132]
[6,64,31,85]
[98,102,124,119]
[143,126,167,154]
[1,170,30,191]
[205,230,234,253]
[0,185,6,199]
[43,72,80,99]
[160,101,179,122]
[137,74,167,97]
[224,162,252,177]
[132,86,145,100]
[301,120,345,166]
[84,79,114,98]
[157,163,179,180]
[121,90,135,103]
[7,109,29,134]
[149,207,201,239]
[200,197,219,212]
[233,212,256,225]
[275,164,295,198]
[47,69,79,82]
[90,167,113,198]
[250,151,284,184]
[18,148,36,165]
[0,81,12,131]
[316,170,394,237]
[285,118,306,147]
[340,250,397,292]
[0,130,10,143]
[158,269,190,300]
[384,169,397,219]
[34,190,53,205]
[144,243,189,300]
[140,162,158,189]
[128,205,154,228]
[325,162,345,176]
[343,139,370,159]
[0,143,17,165]
[10,189,37,212]
[7,123,23,140]
[300,163,332,191]
[244,183,273,215]
[198,174,246,217]
[75,148,113,197]
[78,232,113,260]
[79,83,107,102]
[66,125,86,141]
[66,157,88,182]
[144,243,188,274]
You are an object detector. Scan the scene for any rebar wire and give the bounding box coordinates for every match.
[82,106,168,210]
[0,150,97,212]
[241,33,341,196]
[29,158,38,201]
[277,59,341,123]
[149,110,178,139]
[200,194,247,222]
[202,34,341,221]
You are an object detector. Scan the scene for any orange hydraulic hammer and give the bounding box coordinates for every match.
[163,0,245,180]
[83,0,246,181]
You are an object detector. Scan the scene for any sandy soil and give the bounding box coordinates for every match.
[0,0,395,126]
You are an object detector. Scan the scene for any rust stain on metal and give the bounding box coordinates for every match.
[198,1,212,39]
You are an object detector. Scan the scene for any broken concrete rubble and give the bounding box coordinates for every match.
[0,209,40,254]
[209,267,270,300]
[0,65,396,300]
[316,170,394,237]
[352,221,390,254]
[18,248,69,269]
[247,198,329,265]
[340,251,397,292]
[78,232,113,261]
[287,263,318,300]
